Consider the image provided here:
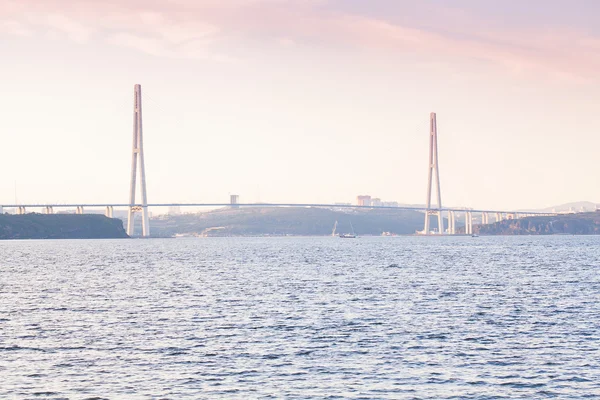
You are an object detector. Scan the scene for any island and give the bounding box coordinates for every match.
[460,212,600,235]
[149,207,429,237]
[0,214,129,239]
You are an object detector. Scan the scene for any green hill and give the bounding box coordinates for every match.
[461,212,600,235]
[0,214,129,239]
[150,207,434,237]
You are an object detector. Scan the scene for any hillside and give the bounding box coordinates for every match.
[150,207,434,237]
[0,214,129,239]
[461,212,600,235]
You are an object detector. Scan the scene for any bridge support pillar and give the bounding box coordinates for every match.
[481,212,489,224]
[127,84,150,237]
[44,206,53,214]
[465,211,473,235]
[76,206,84,215]
[18,206,25,215]
[105,206,114,218]
[425,210,443,234]
[496,212,503,222]
[448,211,456,234]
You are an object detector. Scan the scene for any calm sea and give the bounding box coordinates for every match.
[1,236,599,399]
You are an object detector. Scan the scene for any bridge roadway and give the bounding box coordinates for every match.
[0,202,550,215]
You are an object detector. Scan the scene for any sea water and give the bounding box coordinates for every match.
[1,236,599,399]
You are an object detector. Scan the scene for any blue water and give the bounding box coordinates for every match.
[1,236,599,399]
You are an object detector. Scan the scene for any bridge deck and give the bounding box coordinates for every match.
[0,203,552,215]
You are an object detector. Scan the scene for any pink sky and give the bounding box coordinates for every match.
[1,0,599,210]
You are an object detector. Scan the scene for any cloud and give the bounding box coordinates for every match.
[1,0,599,80]
[0,20,33,37]
[106,10,229,61]
[44,13,93,43]
[109,31,234,63]
[109,32,166,57]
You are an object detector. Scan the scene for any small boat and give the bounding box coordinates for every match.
[339,222,357,238]
[471,234,479,237]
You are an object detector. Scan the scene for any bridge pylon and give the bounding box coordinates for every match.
[423,112,444,234]
[127,84,150,237]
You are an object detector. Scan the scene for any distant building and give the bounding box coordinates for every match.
[168,206,181,215]
[230,194,240,208]
[371,198,382,207]
[357,195,371,207]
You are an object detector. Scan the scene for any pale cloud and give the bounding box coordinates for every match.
[44,13,93,43]
[0,0,599,80]
[108,10,225,61]
[137,11,219,44]
[318,14,600,83]
[277,37,296,48]
[0,20,33,37]
[109,32,167,58]
[109,31,235,63]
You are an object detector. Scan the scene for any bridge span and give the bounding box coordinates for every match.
[0,202,554,236]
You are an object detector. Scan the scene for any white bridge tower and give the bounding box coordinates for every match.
[127,84,150,237]
[424,112,444,235]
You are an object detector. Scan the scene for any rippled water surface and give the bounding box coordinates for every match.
[1,236,600,399]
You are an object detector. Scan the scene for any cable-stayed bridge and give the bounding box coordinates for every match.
[0,85,556,236]
[0,203,554,237]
